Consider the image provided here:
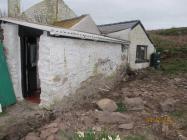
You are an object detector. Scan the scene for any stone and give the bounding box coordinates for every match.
[92,126,102,132]
[118,123,134,130]
[96,98,118,112]
[47,135,55,140]
[95,111,131,124]
[174,78,182,82]
[124,97,144,111]
[25,133,41,140]
[40,128,59,139]
[178,134,187,140]
[160,98,177,112]
[43,123,58,129]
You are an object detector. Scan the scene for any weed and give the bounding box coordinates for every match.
[0,112,7,117]
[170,111,184,118]
[125,135,146,140]
[161,59,187,75]
[73,130,121,140]
[116,102,127,112]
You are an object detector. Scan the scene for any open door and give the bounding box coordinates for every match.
[19,26,43,103]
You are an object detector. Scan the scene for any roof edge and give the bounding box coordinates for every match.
[98,20,140,27]
[0,17,130,44]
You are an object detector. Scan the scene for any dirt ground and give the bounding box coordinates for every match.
[0,68,187,140]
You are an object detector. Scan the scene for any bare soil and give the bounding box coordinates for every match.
[0,69,187,140]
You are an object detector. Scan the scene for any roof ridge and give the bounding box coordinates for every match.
[98,20,140,27]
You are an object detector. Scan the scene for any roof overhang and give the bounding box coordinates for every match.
[0,18,130,45]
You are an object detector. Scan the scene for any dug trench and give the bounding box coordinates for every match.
[0,68,187,140]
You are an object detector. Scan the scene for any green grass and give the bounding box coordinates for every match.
[0,112,7,117]
[125,135,146,140]
[116,102,127,112]
[161,59,187,74]
[170,111,185,118]
[149,34,187,75]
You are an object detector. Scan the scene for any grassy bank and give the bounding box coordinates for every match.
[149,28,187,75]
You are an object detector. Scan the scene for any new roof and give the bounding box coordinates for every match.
[53,15,86,29]
[98,20,140,34]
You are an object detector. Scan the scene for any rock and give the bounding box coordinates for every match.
[95,111,131,124]
[174,78,182,82]
[47,135,55,140]
[92,126,102,132]
[178,134,187,140]
[96,98,118,112]
[25,133,41,140]
[43,123,58,129]
[124,97,144,111]
[118,122,134,130]
[40,128,59,139]
[160,98,177,112]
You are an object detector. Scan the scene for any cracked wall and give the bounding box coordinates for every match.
[38,33,128,107]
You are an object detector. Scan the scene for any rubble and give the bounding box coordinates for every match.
[160,98,177,112]
[124,97,144,111]
[96,98,118,112]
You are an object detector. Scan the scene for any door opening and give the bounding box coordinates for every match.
[19,26,43,103]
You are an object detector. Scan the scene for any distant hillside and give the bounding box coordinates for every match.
[150,27,187,36]
[148,27,187,74]
[149,27,187,49]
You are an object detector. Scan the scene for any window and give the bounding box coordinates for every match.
[136,45,148,63]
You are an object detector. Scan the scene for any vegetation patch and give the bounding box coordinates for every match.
[0,112,7,117]
[60,130,121,140]
[160,59,187,75]
[116,102,127,112]
[169,111,187,124]
[125,135,146,140]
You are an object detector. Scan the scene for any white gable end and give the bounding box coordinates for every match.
[130,24,152,45]
[72,15,101,35]
[107,29,130,41]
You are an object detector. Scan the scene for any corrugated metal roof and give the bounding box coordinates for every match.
[0,17,130,44]
[53,15,86,28]
[98,20,140,34]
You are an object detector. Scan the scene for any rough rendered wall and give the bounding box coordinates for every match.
[107,29,130,40]
[38,33,127,106]
[1,23,22,100]
[72,15,101,34]
[22,0,76,24]
[129,24,155,70]
[107,25,155,70]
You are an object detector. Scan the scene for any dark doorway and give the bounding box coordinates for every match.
[19,26,43,103]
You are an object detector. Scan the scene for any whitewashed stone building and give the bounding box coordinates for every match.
[98,21,156,70]
[0,18,129,106]
[0,0,155,106]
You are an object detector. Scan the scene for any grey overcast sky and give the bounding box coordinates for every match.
[0,0,187,29]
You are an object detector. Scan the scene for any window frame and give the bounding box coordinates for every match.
[135,45,149,63]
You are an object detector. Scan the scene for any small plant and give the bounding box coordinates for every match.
[125,135,146,140]
[116,102,127,112]
[74,130,121,140]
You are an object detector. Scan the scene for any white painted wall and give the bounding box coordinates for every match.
[107,24,155,70]
[129,24,155,70]
[1,23,22,100]
[38,33,127,107]
[72,15,101,35]
[107,29,130,40]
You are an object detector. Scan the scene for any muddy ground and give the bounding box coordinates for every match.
[0,68,187,140]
